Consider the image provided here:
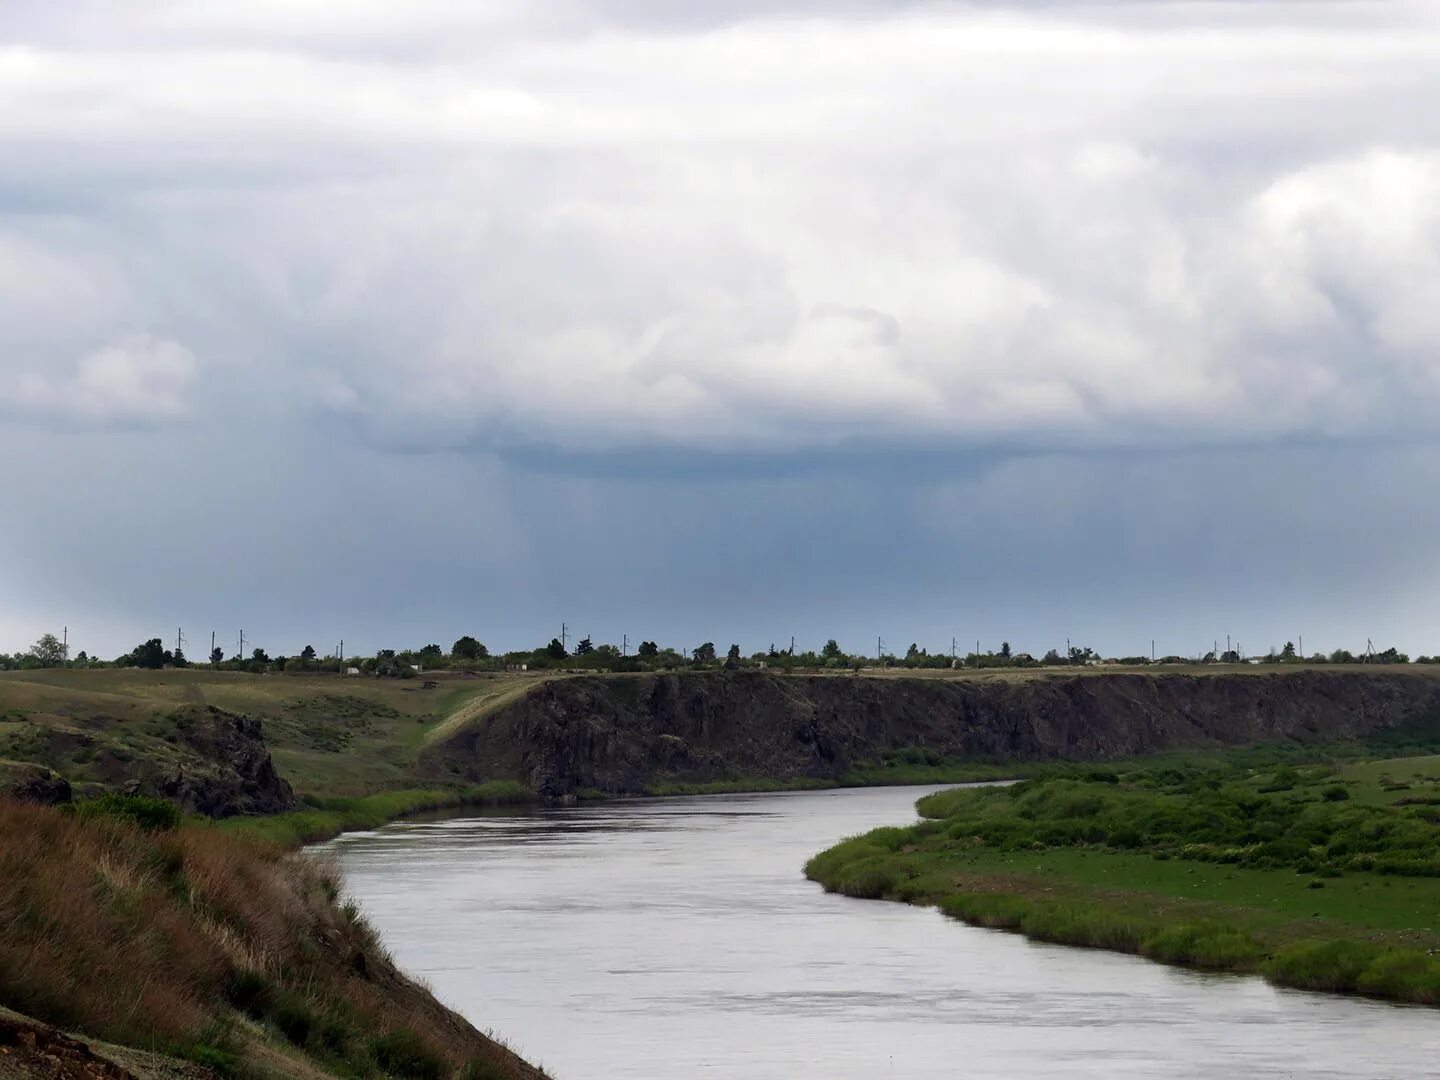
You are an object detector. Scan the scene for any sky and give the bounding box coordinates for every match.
[4,1,1440,661]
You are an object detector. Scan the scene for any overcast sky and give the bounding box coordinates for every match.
[5,1,1440,660]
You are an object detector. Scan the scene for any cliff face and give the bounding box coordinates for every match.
[0,705,295,818]
[422,670,1440,798]
[131,706,296,817]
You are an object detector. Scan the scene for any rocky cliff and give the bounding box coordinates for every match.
[130,706,296,816]
[422,670,1440,798]
[0,705,294,817]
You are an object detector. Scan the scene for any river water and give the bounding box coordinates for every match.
[322,786,1438,1079]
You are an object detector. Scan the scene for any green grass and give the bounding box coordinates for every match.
[642,776,837,796]
[0,667,552,800]
[216,781,535,847]
[805,751,1440,1006]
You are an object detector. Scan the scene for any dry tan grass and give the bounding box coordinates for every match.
[0,799,548,1078]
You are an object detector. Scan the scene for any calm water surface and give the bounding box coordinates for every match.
[322,786,1438,1079]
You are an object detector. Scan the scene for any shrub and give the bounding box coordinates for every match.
[74,793,181,832]
[1264,940,1383,993]
[1355,950,1440,1003]
[1142,923,1264,970]
[369,1030,444,1080]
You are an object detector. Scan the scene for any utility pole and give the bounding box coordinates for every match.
[561,623,568,652]
[790,635,795,654]
[238,629,246,659]
[1067,637,1072,665]
[1299,634,1304,659]
[951,637,957,660]
[176,627,186,659]
[339,639,344,663]
[622,633,629,657]
[62,626,68,664]
[211,630,216,661]
[1151,639,1155,662]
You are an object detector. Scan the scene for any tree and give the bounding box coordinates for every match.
[75,650,89,664]
[300,644,317,661]
[1280,641,1297,660]
[452,636,487,660]
[693,642,717,663]
[821,639,844,660]
[637,640,659,658]
[545,638,567,660]
[419,643,443,659]
[1041,648,1064,666]
[129,639,169,670]
[251,647,270,664]
[1221,649,1241,664]
[28,633,66,668]
[905,643,923,662]
[1000,641,1012,659]
[727,644,741,661]
[210,646,224,665]
[575,637,595,655]
[172,647,189,668]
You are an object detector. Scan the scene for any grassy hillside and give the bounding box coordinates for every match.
[0,797,549,1079]
[806,750,1440,1005]
[0,668,553,801]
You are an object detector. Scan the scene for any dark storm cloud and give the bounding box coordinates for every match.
[3,1,1440,655]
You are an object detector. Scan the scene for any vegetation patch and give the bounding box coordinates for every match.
[217,781,536,847]
[0,797,547,1078]
[806,752,1440,1007]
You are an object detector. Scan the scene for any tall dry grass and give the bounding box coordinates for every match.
[0,798,545,1078]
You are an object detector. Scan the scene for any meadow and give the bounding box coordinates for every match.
[805,749,1440,1005]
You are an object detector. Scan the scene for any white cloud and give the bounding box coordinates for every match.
[9,336,198,425]
[3,4,1440,453]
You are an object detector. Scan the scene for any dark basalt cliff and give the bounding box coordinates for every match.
[129,705,296,817]
[422,670,1440,799]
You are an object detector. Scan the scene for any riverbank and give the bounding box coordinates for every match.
[805,753,1440,1005]
[0,796,551,1080]
[217,780,537,847]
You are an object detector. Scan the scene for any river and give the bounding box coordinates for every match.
[322,785,1438,1079]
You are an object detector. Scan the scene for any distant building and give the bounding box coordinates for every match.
[345,666,361,676]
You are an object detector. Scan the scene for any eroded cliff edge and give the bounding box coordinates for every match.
[420,670,1440,798]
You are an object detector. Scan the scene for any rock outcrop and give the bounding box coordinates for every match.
[422,670,1440,799]
[130,706,295,817]
[0,766,73,807]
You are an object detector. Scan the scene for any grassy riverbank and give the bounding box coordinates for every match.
[806,752,1440,1005]
[217,780,536,846]
[0,797,549,1080]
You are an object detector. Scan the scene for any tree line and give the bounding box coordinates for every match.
[2,631,1438,676]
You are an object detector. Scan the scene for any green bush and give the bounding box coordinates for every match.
[74,794,181,832]
[369,1030,444,1080]
[1264,940,1382,992]
[1355,950,1440,1003]
[1141,923,1263,970]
